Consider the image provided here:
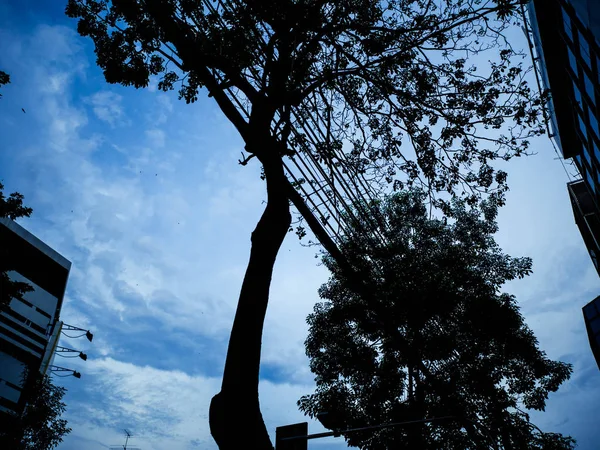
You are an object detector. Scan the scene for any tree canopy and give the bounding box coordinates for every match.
[299,191,575,450]
[66,0,544,209]
[65,1,549,449]
[0,70,9,98]
[0,182,34,309]
[0,372,71,450]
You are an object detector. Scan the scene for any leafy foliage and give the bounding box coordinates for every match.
[65,0,544,206]
[299,191,575,449]
[0,182,33,220]
[0,70,9,98]
[0,182,34,309]
[0,372,71,450]
[65,2,550,449]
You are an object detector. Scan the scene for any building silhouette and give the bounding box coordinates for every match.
[528,0,600,270]
[526,0,600,369]
[0,218,70,414]
[583,296,600,370]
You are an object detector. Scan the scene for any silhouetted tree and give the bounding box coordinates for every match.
[65,1,546,448]
[0,182,33,309]
[0,70,9,98]
[0,371,71,450]
[298,191,575,450]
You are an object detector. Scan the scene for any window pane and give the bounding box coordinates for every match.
[589,107,599,138]
[584,72,596,104]
[562,8,573,40]
[580,114,589,141]
[580,31,592,67]
[594,142,600,162]
[584,145,592,165]
[587,170,595,192]
[573,81,583,106]
[569,47,579,74]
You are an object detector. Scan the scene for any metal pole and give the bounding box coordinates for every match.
[279,416,457,443]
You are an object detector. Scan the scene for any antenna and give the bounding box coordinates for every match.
[109,429,141,450]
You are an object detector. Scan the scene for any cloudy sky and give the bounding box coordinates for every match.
[1,1,599,449]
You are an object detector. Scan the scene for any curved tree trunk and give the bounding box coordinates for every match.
[209,151,291,450]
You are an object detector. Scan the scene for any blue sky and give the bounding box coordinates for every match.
[1,1,599,449]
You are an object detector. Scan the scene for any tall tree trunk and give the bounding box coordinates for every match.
[209,151,291,450]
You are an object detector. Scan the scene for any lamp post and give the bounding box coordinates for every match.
[56,345,88,360]
[62,323,94,342]
[48,365,81,379]
[56,323,93,378]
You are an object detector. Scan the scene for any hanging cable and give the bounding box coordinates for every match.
[61,332,87,339]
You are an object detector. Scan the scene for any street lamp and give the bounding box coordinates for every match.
[48,365,81,379]
[62,323,94,342]
[56,345,88,361]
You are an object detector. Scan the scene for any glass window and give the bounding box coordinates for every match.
[575,154,583,169]
[579,114,589,141]
[584,144,592,166]
[579,31,592,67]
[583,151,594,172]
[568,47,578,75]
[589,107,599,138]
[562,8,573,40]
[573,81,583,106]
[584,72,596,104]
[594,141,600,162]
[587,171,596,192]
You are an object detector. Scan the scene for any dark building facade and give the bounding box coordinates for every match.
[527,0,600,370]
[583,296,600,370]
[0,218,70,414]
[568,179,600,272]
[528,0,600,193]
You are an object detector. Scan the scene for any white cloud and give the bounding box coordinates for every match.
[61,357,337,450]
[86,91,124,126]
[2,19,599,450]
[145,128,166,147]
[43,72,72,94]
[32,24,85,65]
[154,94,174,125]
